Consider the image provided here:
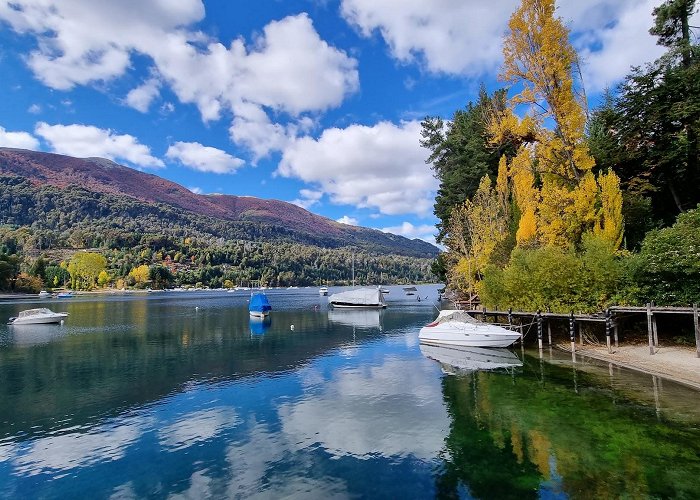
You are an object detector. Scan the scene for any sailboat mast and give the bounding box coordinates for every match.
[352,254,355,286]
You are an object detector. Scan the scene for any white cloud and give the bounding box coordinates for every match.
[291,189,323,209]
[35,122,164,168]
[278,120,437,217]
[564,0,665,91]
[189,186,203,194]
[0,4,358,158]
[340,0,683,91]
[0,125,39,150]
[125,76,161,113]
[166,141,244,174]
[341,0,514,76]
[381,222,436,245]
[27,103,41,114]
[336,215,358,225]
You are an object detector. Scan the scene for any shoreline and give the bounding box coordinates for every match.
[561,344,700,390]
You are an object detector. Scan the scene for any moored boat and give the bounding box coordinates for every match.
[56,292,74,298]
[403,286,418,296]
[419,310,520,348]
[8,308,68,325]
[328,288,387,309]
[249,292,272,318]
[319,286,328,296]
[38,290,52,298]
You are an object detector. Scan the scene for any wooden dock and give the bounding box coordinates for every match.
[456,303,700,358]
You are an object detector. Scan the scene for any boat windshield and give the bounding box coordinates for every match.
[434,310,480,325]
[18,308,53,317]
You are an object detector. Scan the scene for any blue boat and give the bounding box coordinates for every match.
[249,292,272,318]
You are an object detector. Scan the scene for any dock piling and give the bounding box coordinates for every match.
[569,312,575,353]
[537,311,543,351]
[605,309,612,354]
[646,303,655,355]
[694,303,699,358]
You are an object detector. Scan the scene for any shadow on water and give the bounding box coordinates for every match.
[430,346,700,499]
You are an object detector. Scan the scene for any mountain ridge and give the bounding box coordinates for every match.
[0,148,438,258]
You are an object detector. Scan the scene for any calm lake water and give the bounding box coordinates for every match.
[1,286,699,499]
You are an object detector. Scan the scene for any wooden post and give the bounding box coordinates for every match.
[646,303,655,355]
[613,319,619,348]
[537,311,543,350]
[547,321,552,346]
[569,312,576,353]
[605,309,612,354]
[652,314,659,348]
[482,306,487,322]
[694,303,700,358]
[508,308,513,328]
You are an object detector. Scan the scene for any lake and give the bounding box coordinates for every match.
[1,286,699,499]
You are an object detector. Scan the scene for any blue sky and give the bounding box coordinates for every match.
[0,0,687,245]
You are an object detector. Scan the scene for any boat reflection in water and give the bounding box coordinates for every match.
[5,323,68,347]
[420,343,522,375]
[249,316,271,336]
[327,308,382,330]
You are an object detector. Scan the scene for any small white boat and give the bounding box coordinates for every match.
[420,344,522,374]
[319,286,328,296]
[8,308,68,325]
[329,288,387,309]
[419,310,520,348]
[403,286,417,296]
[38,290,52,298]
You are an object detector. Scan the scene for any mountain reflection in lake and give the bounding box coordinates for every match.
[1,286,699,498]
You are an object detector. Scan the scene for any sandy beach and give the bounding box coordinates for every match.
[573,344,700,390]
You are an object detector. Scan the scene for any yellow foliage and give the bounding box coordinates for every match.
[129,264,150,285]
[446,175,510,293]
[500,0,594,183]
[595,170,624,250]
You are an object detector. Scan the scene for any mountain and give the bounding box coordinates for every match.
[0,148,438,258]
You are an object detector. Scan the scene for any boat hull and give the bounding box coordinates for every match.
[329,302,386,309]
[249,311,270,318]
[9,313,68,325]
[419,322,520,348]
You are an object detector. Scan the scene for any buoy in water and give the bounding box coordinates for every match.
[290,324,295,331]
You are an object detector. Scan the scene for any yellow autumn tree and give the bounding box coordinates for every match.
[129,265,150,287]
[446,175,510,295]
[489,0,623,250]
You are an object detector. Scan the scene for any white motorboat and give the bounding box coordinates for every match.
[328,288,387,308]
[8,308,68,325]
[319,286,328,296]
[419,310,520,348]
[420,344,522,374]
[38,290,52,298]
[403,286,417,296]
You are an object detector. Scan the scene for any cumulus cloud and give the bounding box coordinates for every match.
[340,0,513,76]
[125,76,162,113]
[278,120,437,217]
[0,3,358,158]
[35,122,164,168]
[562,0,659,91]
[0,125,39,150]
[291,189,323,209]
[27,103,41,114]
[166,141,244,174]
[340,0,681,90]
[381,222,436,245]
[336,215,358,226]
[189,186,203,194]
